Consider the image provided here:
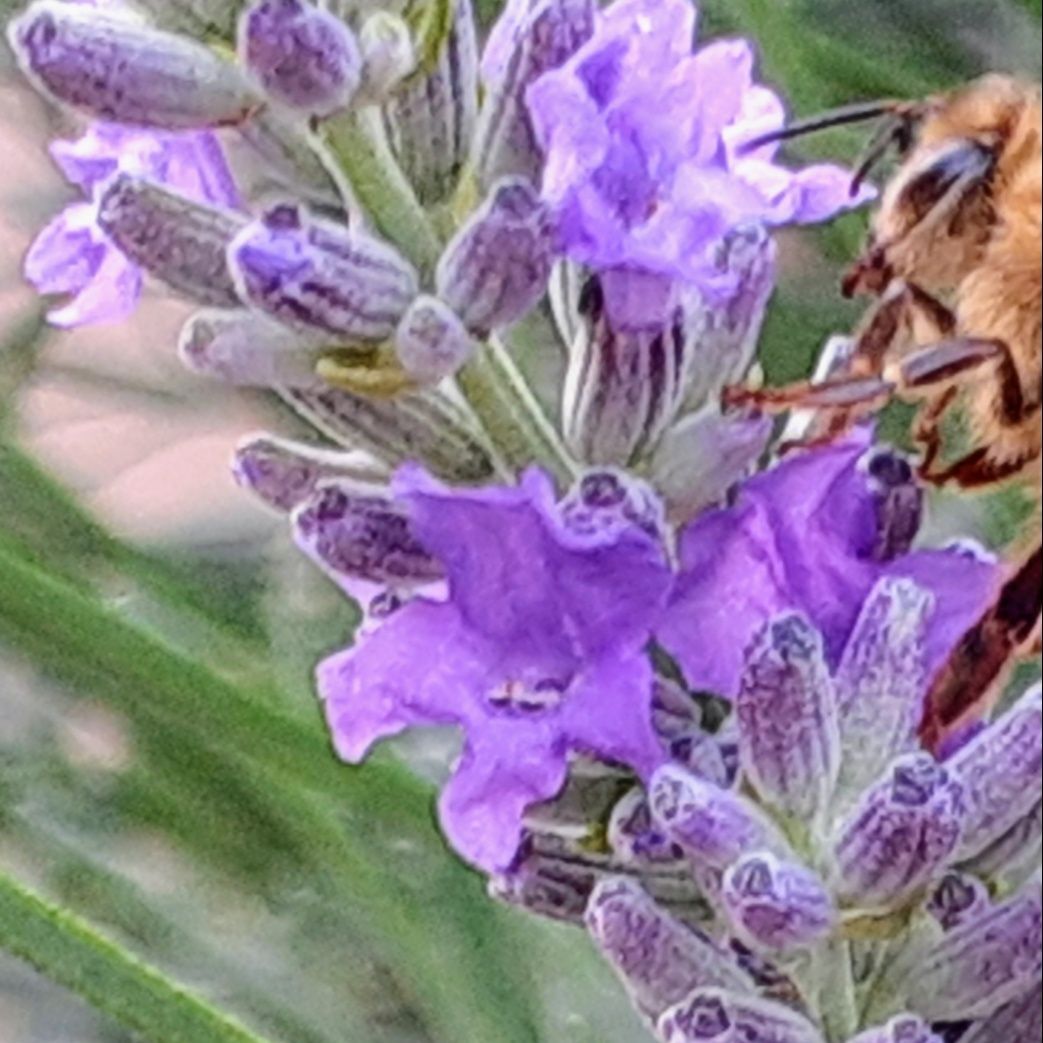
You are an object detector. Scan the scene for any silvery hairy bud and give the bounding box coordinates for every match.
[383,0,479,203]
[961,797,1041,887]
[473,0,596,189]
[357,11,416,102]
[229,204,418,342]
[292,482,445,592]
[283,381,496,483]
[833,577,933,806]
[179,309,322,388]
[563,269,694,466]
[234,433,387,513]
[907,877,1042,1021]
[393,296,474,384]
[585,878,754,1023]
[97,175,246,307]
[648,765,790,872]
[846,1015,944,1043]
[239,0,362,117]
[656,988,825,1043]
[720,851,835,953]
[436,178,555,335]
[8,2,258,129]
[833,753,966,911]
[947,684,1042,863]
[736,613,840,823]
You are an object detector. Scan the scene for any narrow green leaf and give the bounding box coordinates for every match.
[0,868,276,1043]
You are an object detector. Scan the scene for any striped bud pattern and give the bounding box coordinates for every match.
[229,204,418,341]
[394,295,475,383]
[656,988,825,1043]
[97,175,245,307]
[436,178,555,334]
[846,1015,944,1043]
[8,2,257,128]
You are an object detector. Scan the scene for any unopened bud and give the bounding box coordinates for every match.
[9,2,257,128]
[657,988,824,1043]
[436,178,554,334]
[846,1014,944,1043]
[97,175,245,307]
[239,0,362,116]
[393,296,474,384]
[959,981,1041,1043]
[357,11,416,102]
[229,204,418,341]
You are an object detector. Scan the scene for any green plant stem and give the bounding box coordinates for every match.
[0,869,275,1043]
[815,939,860,1042]
[456,337,579,488]
[320,107,443,275]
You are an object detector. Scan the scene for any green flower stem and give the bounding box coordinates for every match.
[456,337,580,488]
[319,107,443,275]
[815,938,860,1042]
[0,869,275,1043]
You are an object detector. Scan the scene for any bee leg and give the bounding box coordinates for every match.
[919,545,1042,754]
[912,386,958,476]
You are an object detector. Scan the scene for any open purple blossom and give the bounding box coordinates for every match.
[526,0,872,307]
[318,467,673,871]
[655,430,1000,703]
[25,122,240,326]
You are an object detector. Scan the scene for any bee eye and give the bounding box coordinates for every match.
[896,138,995,228]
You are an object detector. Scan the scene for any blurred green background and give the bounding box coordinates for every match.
[0,2,1040,1042]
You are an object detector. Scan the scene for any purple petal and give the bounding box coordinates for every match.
[24,204,107,297]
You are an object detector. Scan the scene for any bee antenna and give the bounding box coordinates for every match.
[740,100,903,152]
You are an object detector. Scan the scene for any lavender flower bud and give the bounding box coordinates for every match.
[833,754,966,911]
[909,878,1042,1020]
[436,178,554,334]
[948,684,1042,862]
[858,448,924,562]
[608,789,684,868]
[846,1014,945,1043]
[229,204,418,341]
[682,225,777,409]
[656,988,825,1043]
[357,11,416,102]
[490,842,594,924]
[8,3,258,129]
[559,470,667,547]
[960,981,1041,1043]
[180,309,322,388]
[962,798,1041,885]
[283,382,496,482]
[737,613,840,822]
[649,765,789,871]
[927,872,991,932]
[585,878,754,1021]
[473,0,596,188]
[239,0,362,116]
[834,577,933,805]
[97,175,245,308]
[234,433,386,513]
[721,852,835,953]
[293,482,444,590]
[393,296,474,384]
[383,0,479,203]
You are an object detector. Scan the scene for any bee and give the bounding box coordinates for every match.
[723,74,1042,752]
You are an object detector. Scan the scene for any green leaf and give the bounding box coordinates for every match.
[0,868,276,1043]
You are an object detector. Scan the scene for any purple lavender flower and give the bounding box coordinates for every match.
[655,431,1000,702]
[318,467,673,870]
[526,0,872,309]
[833,753,966,911]
[656,987,825,1043]
[721,851,835,952]
[24,122,240,326]
[238,0,362,117]
[585,878,754,1021]
[847,1015,945,1043]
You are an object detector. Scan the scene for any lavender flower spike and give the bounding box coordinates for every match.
[656,988,825,1043]
[239,0,362,117]
[649,764,789,871]
[721,851,835,953]
[234,433,387,514]
[585,878,754,1023]
[436,178,555,335]
[394,296,475,384]
[737,613,840,823]
[98,176,246,308]
[9,3,258,129]
[833,753,966,912]
[947,683,1042,862]
[229,204,418,342]
[907,877,1042,1021]
[846,1014,944,1043]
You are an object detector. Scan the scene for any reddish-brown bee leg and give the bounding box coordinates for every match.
[919,545,1042,754]
[912,386,958,476]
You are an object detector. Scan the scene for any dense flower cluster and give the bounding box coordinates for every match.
[8,1,1039,1041]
